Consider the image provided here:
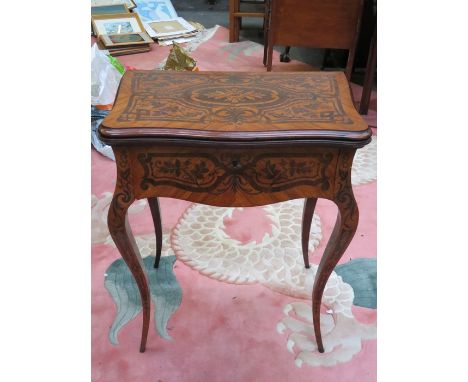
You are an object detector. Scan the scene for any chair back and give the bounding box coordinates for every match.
[269,0,363,49]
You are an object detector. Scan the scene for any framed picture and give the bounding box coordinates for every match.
[91,4,129,15]
[90,0,136,10]
[92,13,145,36]
[99,32,153,47]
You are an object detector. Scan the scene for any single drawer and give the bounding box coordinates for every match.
[129,146,339,206]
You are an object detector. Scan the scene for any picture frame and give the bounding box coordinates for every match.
[90,0,136,10]
[99,32,153,47]
[91,4,130,15]
[92,13,145,36]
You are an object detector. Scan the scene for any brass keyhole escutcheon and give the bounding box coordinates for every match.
[232,159,240,168]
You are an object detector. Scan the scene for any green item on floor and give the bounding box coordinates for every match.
[108,55,125,75]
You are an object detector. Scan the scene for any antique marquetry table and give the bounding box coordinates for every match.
[98,70,372,353]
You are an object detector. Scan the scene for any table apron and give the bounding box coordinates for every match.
[119,145,349,207]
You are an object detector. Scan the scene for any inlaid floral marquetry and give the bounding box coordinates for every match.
[137,151,334,195]
[100,71,369,143]
[118,72,350,125]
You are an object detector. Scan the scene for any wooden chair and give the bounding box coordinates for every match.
[229,0,268,43]
[358,21,376,114]
[264,0,364,79]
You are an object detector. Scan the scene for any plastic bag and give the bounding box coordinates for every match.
[91,106,115,161]
[91,43,123,106]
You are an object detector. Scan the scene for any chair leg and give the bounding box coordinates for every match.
[359,27,377,115]
[266,44,273,71]
[229,0,240,43]
[345,52,354,81]
[265,0,274,70]
[321,49,331,70]
[345,35,359,81]
[280,46,291,62]
[263,2,269,66]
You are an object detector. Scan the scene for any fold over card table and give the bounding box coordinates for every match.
[99,70,372,353]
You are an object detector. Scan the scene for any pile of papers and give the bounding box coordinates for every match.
[144,17,201,46]
[133,0,203,45]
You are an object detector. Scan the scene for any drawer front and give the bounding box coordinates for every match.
[130,146,339,206]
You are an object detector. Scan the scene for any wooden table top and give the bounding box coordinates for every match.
[99,70,370,144]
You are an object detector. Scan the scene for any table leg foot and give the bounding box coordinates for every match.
[302,197,318,269]
[148,197,163,269]
[312,151,359,353]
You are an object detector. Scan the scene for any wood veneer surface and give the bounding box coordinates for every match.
[100,71,369,142]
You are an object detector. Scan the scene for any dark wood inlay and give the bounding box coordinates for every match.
[99,71,369,143]
[137,151,333,195]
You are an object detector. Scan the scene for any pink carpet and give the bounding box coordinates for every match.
[92,26,377,381]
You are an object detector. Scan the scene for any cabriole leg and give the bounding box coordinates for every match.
[312,151,358,353]
[108,148,151,353]
[302,197,318,269]
[148,197,163,269]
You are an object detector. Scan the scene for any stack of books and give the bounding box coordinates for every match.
[91,1,154,56]
[144,17,200,46]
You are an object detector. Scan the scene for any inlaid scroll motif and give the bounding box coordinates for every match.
[118,96,208,123]
[244,154,333,191]
[264,75,336,93]
[334,150,359,246]
[264,98,353,124]
[109,148,134,230]
[117,72,354,125]
[139,153,226,191]
[190,87,280,106]
[132,72,208,92]
[138,152,333,195]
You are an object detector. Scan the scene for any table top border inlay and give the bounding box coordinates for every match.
[99,70,371,145]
